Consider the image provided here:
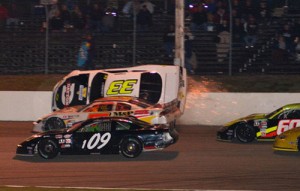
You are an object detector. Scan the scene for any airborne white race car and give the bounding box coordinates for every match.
[52,64,186,112]
[34,65,187,132]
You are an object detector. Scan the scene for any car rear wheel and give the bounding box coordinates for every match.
[38,138,59,159]
[235,123,256,143]
[44,117,66,131]
[120,137,143,158]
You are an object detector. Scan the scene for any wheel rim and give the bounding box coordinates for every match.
[38,139,58,159]
[236,124,255,143]
[126,142,137,153]
[121,138,142,158]
[44,143,55,153]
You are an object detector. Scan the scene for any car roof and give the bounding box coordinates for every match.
[282,103,300,110]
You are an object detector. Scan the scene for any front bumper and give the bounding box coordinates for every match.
[216,127,234,141]
[273,138,298,152]
[16,144,35,156]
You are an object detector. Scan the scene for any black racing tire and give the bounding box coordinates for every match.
[37,138,59,159]
[235,123,256,143]
[297,137,300,151]
[120,137,143,158]
[44,117,66,131]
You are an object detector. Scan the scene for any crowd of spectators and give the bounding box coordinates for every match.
[186,0,272,48]
[2,0,300,69]
[272,19,300,65]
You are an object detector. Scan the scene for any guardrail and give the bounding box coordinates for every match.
[1,91,300,126]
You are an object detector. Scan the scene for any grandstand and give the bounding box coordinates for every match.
[0,0,300,75]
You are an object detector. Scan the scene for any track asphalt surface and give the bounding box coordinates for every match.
[1,121,300,190]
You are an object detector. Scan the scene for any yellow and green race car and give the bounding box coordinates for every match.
[273,127,300,152]
[217,103,300,143]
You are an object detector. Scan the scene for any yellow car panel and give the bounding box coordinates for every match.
[273,127,300,152]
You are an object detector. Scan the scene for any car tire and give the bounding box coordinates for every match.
[44,117,66,131]
[235,123,256,143]
[37,138,59,159]
[120,137,143,158]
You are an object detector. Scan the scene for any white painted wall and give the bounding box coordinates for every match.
[1,91,300,125]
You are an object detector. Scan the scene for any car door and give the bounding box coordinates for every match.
[71,119,115,154]
[276,109,300,135]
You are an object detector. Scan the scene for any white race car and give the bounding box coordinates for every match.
[33,96,181,132]
[52,64,187,113]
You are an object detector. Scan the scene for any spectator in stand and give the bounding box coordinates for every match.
[232,17,245,43]
[232,0,242,14]
[49,10,64,31]
[216,18,230,63]
[140,0,155,14]
[214,7,229,31]
[205,0,217,14]
[241,0,258,20]
[205,13,217,32]
[71,5,86,31]
[280,23,296,54]
[77,34,95,70]
[258,1,271,23]
[190,4,207,31]
[0,3,8,28]
[122,0,140,18]
[102,7,117,32]
[294,37,300,62]
[6,3,19,29]
[243,15,258,48]
[60,4,71,27]
[184,27,195,75]
[89,3,105,32]
[163,24,175,58]
[136,5,152,32]
[272,35,288,65]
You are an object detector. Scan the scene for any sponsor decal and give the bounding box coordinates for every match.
[59,139,66,144]
[88,113,110,119]
[55,135,63,139]
[61,144,71,148]
[134,110,149,115]
[61,82,75,106]
[254,120,268,128]
[82,133,111,150]
[78,85,87,101]
[111,111,134,117]
[277,119,300,135]
[64,134,72,139]
[106,79,138,95]
[59,138,72,144]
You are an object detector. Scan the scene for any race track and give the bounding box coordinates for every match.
[1,121,300,190]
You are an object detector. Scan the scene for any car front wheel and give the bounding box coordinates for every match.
[38,138,59,159]
[120,137,143,158]
[235,123,256,143]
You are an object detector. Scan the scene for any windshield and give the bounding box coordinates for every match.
[265,107,283,118]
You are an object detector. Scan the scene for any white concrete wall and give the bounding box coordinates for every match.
[1,91,300,125]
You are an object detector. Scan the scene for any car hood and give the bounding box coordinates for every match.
[282,126,300,136]
[224,113,267,127]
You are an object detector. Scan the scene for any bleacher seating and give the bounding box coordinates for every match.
[0,1,299,75]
